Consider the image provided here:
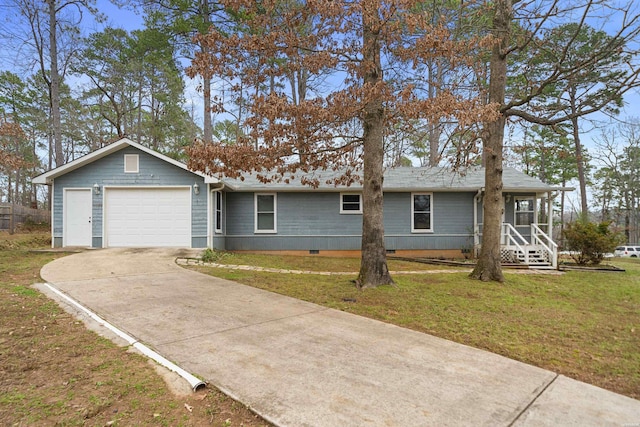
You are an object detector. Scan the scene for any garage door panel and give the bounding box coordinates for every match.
[105,188,191,247]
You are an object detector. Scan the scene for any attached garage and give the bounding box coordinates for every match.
[33,138,217,249]
[104,187,191,247]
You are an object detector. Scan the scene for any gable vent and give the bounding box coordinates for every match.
[124,154,139,173]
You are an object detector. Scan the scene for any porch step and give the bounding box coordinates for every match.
[503,263,554,270]
[503,246,554,269]
[516,253,549,263]
[528,264,555,270]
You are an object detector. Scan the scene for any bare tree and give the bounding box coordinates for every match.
[0,0,98,168]
[594,119,640,244]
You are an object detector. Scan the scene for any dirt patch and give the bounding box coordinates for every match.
[558,263,625,272]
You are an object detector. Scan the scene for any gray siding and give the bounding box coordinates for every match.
[383,192,474,234]
[192,237,207,248]
[225,235,363,251]
[224,191,476,251]
[225,192,254,236]
[225,192,363,236]
[53,146,207,247]
[211,237,226,250]
[476,193,537,243]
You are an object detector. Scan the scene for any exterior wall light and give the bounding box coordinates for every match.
[193,182,200,195]
[94,183,100,195]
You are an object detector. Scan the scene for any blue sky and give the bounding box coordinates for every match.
[93,0,144,32]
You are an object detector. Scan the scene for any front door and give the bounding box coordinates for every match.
[64,189,92,247]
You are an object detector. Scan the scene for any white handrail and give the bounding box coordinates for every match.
[483,222,559,268]
[502,223,529,264]
[502,223,528,245]
[531,223,558,268]
[531,223,558,249]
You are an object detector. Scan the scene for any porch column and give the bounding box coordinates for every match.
[547,191,553,236]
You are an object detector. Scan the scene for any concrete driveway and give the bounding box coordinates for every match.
[39,248,640,426]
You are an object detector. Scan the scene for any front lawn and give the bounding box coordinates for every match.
[191,253,640,400]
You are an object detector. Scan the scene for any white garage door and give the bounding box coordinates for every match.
[105,188,191,247]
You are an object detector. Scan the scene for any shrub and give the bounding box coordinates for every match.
[562,220,624,265]
[201,248,217,263]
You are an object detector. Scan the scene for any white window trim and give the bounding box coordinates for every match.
[124,154,139,173]
[254,193,277,233]
[340,192,362,214]
[514,196,536,227]
[214,190,223,233]
[411,192,433,233]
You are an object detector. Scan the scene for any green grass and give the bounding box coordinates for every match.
[192,254,640,399]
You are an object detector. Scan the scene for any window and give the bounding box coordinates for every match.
[412,193,432,232]
[255,193,276,233]
[214,191,223,233]
[340,193,362,214]
[515,197,535,226]
[124,154,139,173]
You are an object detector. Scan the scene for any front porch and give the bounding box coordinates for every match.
[474,190,560,269]
[499,223,558,269]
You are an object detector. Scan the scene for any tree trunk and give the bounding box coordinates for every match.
[202,75,213,143]
[47,0,64,167]
[428,59,443,166]
[625,212,630,243]
[15,169,21,205]
[357,0,393,289]
[7,174,13,203]
[137,76,143,144]
[560,180,566,248]
[470,0,512,282]
[570,107,588,217]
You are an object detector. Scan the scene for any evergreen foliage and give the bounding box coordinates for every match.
[563,221,624,265]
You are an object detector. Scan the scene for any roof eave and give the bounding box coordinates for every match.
[503,187,557,193]
[222,186,563,192]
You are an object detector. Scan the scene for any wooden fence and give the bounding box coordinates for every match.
[0,203,50,234]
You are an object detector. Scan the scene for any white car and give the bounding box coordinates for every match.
[614,246,640,258]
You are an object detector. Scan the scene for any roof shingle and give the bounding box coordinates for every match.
[222,167,560,192]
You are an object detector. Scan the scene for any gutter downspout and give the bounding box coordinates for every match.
[50,181,55,248]
[42,283,206,392]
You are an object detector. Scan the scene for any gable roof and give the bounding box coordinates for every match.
[222,167,568,193]
[32,138,569,193]
[33,138,218,184]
